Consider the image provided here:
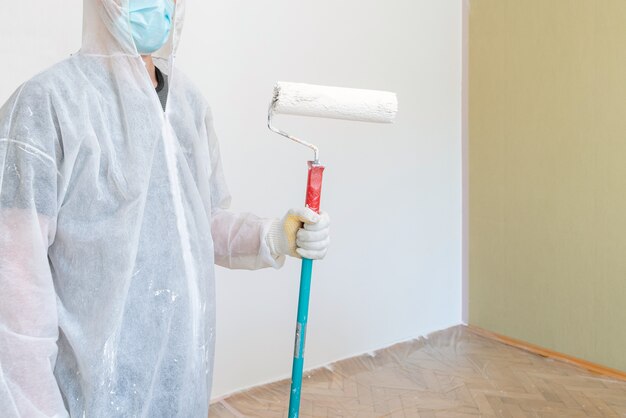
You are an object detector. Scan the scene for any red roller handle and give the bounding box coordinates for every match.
[305,162,325,214]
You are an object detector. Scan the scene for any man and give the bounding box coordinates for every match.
[0,0,330,416]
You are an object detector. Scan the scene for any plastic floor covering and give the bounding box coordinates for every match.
[208,325,626,417]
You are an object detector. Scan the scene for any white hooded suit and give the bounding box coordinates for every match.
[0,1,282,416]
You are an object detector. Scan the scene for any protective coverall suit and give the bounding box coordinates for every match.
[0,0,284,416]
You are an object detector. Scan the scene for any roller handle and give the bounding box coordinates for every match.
[305,162,325,214]
[288,162,325,418]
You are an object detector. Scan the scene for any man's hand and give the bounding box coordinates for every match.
[267,208,331,260]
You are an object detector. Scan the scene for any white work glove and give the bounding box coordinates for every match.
[266,208,330,260]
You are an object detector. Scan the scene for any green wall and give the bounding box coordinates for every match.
[469,0,626,371]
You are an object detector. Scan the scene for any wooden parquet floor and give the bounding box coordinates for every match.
[209,325,626,417]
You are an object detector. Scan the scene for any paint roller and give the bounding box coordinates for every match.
[268,82,398,418]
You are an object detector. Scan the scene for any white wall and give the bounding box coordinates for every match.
[0,0,462,400]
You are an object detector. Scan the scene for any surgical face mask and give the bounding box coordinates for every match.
[129,0,175,55]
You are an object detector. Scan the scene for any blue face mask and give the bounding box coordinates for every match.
[129,0,175,55]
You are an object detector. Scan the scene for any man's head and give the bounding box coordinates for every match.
[82,0,185,57]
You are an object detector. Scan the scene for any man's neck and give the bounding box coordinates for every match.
[142,55,158,89]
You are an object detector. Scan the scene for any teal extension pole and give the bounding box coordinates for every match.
[288,162,325,418]
[288,257,314,417]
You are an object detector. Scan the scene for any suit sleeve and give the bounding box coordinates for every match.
[204,108,285,270]
[0,83,69,418]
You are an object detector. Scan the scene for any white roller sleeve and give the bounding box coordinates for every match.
[271,82,398,123]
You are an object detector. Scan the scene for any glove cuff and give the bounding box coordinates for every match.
[267,219,287,258]
[266,218,299,259]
